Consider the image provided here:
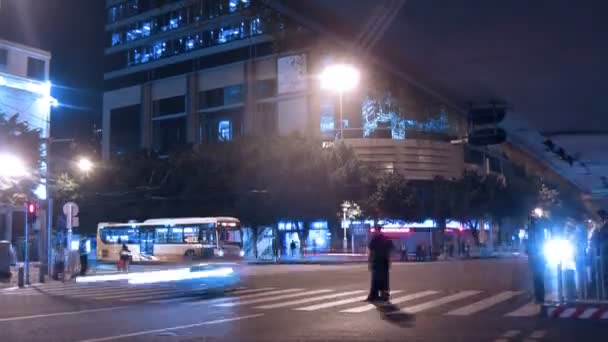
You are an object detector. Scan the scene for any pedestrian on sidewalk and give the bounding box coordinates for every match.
[78,238,88,276]
[290,240,297,257]
[366,229,394,302]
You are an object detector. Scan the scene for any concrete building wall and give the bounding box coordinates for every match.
[346,138,465,180]
[0,40,52,138]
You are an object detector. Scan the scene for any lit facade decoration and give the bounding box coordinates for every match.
[0,39,52,138]
[361,96,450,139]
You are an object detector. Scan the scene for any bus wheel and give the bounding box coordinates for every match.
[185,250,195,257]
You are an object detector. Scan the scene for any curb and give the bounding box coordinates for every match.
[544,304,608,320]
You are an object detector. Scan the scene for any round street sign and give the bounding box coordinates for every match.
[63,202,79,216]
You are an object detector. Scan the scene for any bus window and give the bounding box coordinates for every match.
[168,227,184,243]
[155,227,168,243]
[183,226,199,243]
[219,229,241,246]
[100,227,139,244]
[199,224,215,244]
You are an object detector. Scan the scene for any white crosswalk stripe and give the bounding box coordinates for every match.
[505,301,539,317]
[149,287,276,304]
[445,291,522,316]
[4,283,539,318]
[294,291,403,311]
[215,289,333,307]
[185,288,304,306]
[391,290,481,314]
[341,291,439,313]
[254,290,365,309]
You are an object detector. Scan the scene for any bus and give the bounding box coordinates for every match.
[96,217,242,262]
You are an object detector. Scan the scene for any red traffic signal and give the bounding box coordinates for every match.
[27,202,38,222]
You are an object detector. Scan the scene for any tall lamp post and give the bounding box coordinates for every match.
[320,64,360,140]
[0,154,30,283]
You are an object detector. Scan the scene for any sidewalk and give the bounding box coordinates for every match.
[0,262,42,288]
[246,253,369,265]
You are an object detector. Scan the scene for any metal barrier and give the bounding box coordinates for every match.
[552,240,607,302]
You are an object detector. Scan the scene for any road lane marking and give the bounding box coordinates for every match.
[445,291,522,316]
[505,302,539,317]
[254,290,365,309]
[215,289,332,307]
[295,291,403,311]
[341,291,438,313]
[185,288,304,306]
[77,314,264,342]
[147,288,277,304]
[392,290,481,314]
[92,288,185,300]
[501,330,521,338]
[0,306,128,323]
[528,330,547,339]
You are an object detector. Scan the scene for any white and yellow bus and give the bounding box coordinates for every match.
[96,217,242,262]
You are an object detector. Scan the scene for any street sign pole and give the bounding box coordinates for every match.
[24,203,29,285]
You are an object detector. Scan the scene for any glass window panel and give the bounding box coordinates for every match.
[218,120,232,141]
[100,227,139,244]
[155,228,168,243]
[224,84,244,105]
[184,226,200,243]
[168,227,184,243]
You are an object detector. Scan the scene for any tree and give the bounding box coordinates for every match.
[367,172,424,223]
[0,113,43,204]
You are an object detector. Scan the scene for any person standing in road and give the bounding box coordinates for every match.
[78,238,88,276]
[366,229,394,302]
[527,217,546,304]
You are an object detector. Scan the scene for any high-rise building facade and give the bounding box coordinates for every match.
[102,0,466,181]
[0,39,52,138]
[103,0,323,159]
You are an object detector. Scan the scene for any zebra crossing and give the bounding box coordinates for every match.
[2,283,542,317]
[193,287,540,317]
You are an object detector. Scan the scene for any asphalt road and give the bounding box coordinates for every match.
[1,259,606,342]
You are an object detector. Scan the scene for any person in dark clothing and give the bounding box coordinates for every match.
[290,240,297,257]
[527,217,546,304]
[78,239,88,276]
[367,230,394,302]
[119,244,131,272]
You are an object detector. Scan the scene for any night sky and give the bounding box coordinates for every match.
[0,0,105,141]
[1,1,606,138]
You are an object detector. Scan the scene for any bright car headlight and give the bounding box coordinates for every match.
[239,250,245,257]
[543,239,574,268]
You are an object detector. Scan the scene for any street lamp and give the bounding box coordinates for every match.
[320,64,360,140]
[77,157,93,174]
[0,154,28,178]
[534,207,544,218]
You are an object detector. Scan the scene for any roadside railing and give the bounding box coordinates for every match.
[550,240,608,303]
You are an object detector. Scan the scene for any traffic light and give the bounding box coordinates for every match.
[467,105,507,146]
[27,202,37,223]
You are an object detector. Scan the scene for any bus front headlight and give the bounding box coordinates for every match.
[239,250,245,257]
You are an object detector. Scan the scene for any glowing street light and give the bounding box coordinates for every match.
[534,207,544,218]
[77,157,93,174]
[0,154,28,178]
[320,64,360,139]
